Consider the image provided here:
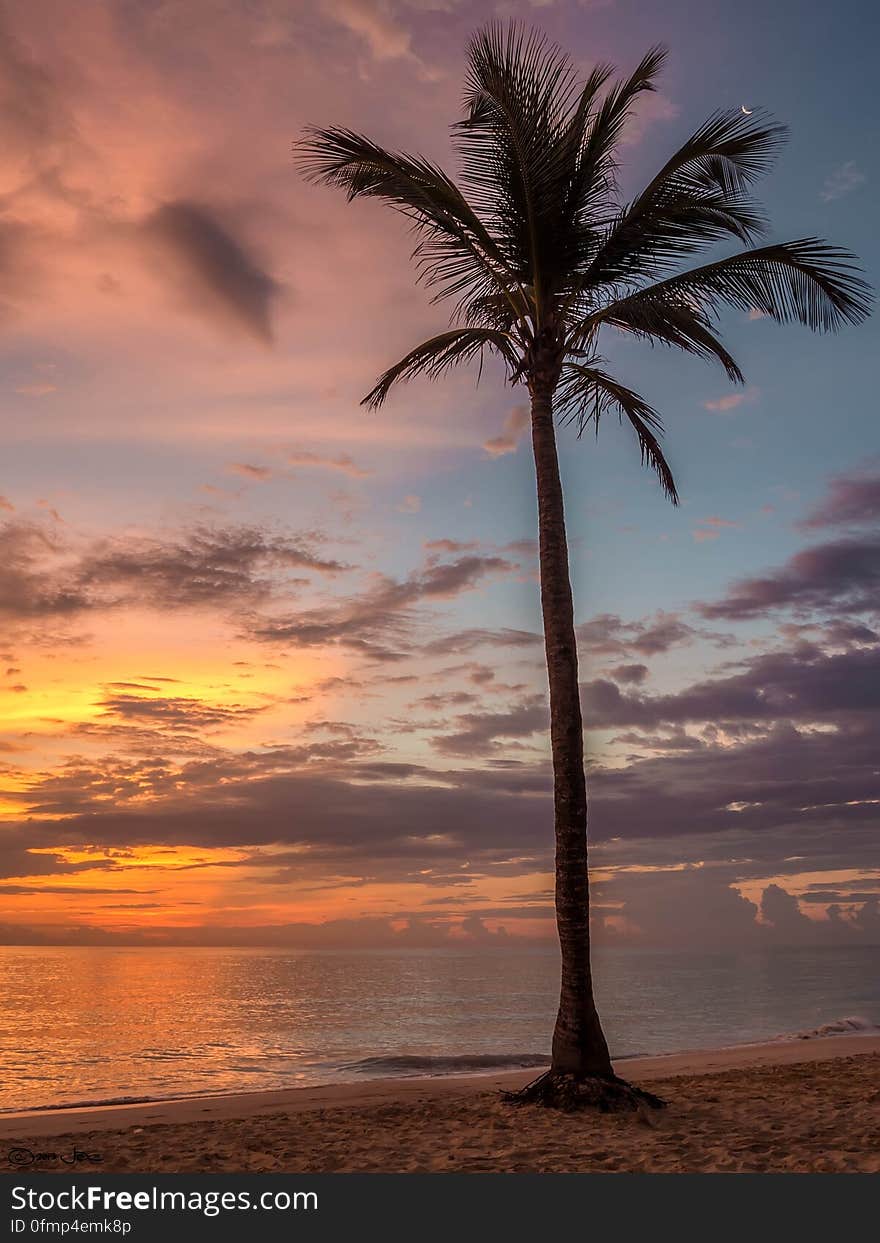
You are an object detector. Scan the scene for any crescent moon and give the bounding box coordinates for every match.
[741,105,753,115]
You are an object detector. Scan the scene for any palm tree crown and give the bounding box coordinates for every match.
[298,23,871,500]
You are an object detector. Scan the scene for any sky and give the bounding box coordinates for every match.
[0,0,878,950]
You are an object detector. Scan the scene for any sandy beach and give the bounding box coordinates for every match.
[2,1036,878,1174]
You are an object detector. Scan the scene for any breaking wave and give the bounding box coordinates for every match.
[782,1015,879,1041]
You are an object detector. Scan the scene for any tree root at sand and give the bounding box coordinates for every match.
[503,1070,667,1113]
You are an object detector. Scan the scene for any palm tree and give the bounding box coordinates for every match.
[297,23,871,1108]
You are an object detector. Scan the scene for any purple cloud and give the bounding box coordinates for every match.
[698,536,880,620]
[798,466,880,530]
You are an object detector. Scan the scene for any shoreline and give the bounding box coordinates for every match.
[3,1032,878,1141]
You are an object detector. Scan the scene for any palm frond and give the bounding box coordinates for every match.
[556,62,616,180]
[296,127,521,317]
[578,187,768,292]
[455,23,588,317]
[569,46,668,222]
[573,298,744,381]
[361,328,518,409]
[464,290,526,331]
[593,238,873,333]
[557,361,678,502]
[567,110,786,299]
[647,108,789,196]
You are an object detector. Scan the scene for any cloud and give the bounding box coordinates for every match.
[228,462,273,480]
[693,516,740,543]
[286,450,370,477]
[577,611,703,657]
[820,161,866,202]
[591,730,880,854]
[0,520,90,621]
[574,631,880,861]
[582,641,880,731]
[3,752,557,879]
[798,465,880,530]
[0,9,74,177]
[759,883,814,938]
[97,692,266,733]
[608,663,649,685]
[483,405,529,457]
[618,89,679,147]
[3,608,878,941]
[607,870,762,948]
[250,553,518,657]
[422,627,542,656]
[820,619,879,646]
[431,694,548,757]
[424,539,479,553]
[0,842,122,882]
[0,518,346,627]
[81,524,345,605]
[0,885,155,896]
[3,875,877,947]
[142,201,281,343]
[321,0,413,62]
[13,383,57,396]
[395,494,422,513]
[0,515,522,665]
[412,690,479,710]
[698,535,880,620]
[611,724,702,753]
[4,736,877,946]
[0,911,516,949]
[702,386,760,413]
[597,866,880,949]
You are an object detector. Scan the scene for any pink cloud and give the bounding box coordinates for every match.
[14,384,58,397]
[228,463,273,481]
[483,405,529,457]
[619,90,679,147]
[703,386,760,413]
[286,450,371,477]
[424,539,479,553]
[693,516,741,542]
[321,0,412,62]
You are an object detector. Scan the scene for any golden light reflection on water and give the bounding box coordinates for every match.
[1,944,876,1113]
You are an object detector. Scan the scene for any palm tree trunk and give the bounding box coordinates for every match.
[530,384,613,1078]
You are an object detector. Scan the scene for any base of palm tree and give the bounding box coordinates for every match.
[503,1069,667,1112]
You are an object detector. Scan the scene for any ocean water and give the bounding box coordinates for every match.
[0,944,877,1111]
